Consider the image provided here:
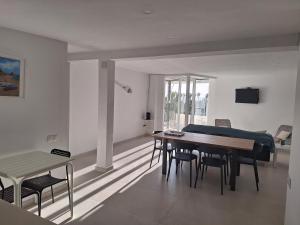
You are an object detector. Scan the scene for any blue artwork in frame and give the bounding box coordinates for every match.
[0,54,24,97]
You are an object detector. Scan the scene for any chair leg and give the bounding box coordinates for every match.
[226,154,229,176]
[158,150,162,163]
[254,162,259,191]
[167,157,173,181]
[205,154,209,172]
[190,161,192,187]
[50,185,55,203]
[201,163,205,180]
[220,167,224,195]
[67,180,71,204]
[236,162,240,176]
[176,159,179,175]
[51,186,54,203]
[37,192,42,216]
[149,148,156,168]
[224,165,227,185]
[194,159,201,188]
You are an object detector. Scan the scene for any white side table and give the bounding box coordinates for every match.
[273,144,291,167]
[0,151,74,218]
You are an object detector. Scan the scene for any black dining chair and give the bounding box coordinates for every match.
[22,149,71,216]
[167,141,198,187]
[150,131,173,168]
[195,147,227,195]
[237,143,263,191]
[203,135,230,178]
[0,178,41,216]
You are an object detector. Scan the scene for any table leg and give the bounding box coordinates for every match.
[229,151,238,191]
[67,163,74,218]
[162,139,167,175]
[237,162,240,176]
[11,178,23,207]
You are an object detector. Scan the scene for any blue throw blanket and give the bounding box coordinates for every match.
[182,124,275,153]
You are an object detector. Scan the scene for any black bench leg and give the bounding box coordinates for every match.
[254,161,259,191]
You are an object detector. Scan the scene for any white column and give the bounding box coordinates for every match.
[184,75,191,126]
[285,44,300,225]
[149,75,164,131]
[96,59,115,172]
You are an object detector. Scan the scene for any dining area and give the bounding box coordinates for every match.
[0,128,286,225]
[0,149,74,221]
[151,124,275,195]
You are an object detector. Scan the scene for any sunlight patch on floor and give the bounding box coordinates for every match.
[26,141,160,224]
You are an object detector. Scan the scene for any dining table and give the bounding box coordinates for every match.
[0,151,74,217]
[153,131,255,191]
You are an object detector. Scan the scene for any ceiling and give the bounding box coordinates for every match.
[0,0,299,52]
[116,50,299,77]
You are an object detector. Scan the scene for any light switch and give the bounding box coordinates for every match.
[47,134,57,143]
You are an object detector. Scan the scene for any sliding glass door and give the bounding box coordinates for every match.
[189,79,209,125]
[164,76,209,130]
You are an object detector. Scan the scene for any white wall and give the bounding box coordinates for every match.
[69,60,98,155]
[113,67,148,143]
[69,63,149,154]
[0,27,69,157]
[208,74,297,134]
[285,45,300,225]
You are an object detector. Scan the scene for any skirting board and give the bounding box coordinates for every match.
[95,165,114,173]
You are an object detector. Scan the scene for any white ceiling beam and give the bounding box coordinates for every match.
[150,73,217,79]
[68,34,299,61]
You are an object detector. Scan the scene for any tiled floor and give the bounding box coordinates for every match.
[27,136,289,225]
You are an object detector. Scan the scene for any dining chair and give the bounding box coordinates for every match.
[195,147,227,195]
[0,178,41,216]
[273,125,292,167]
[150,131,173,168]
[167,141,198,187]
[215,119,231,128]
[237,143,263,191]
[203,133,230,177]
[22,149,71,216]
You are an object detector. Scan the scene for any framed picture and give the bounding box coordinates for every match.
[0,53,24,97]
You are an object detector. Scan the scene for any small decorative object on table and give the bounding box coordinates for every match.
[164,130,185,137]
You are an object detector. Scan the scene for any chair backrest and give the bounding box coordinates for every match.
[153,130,163,135]
[51,149,71,158]
[0,178,4,199]
[169,140,197,152]
[201,146,227,157]
[153,130,163,142]
[275,125,293,145]
[215,119,231,128]
[239,142,264,159]
[0,178,4,190]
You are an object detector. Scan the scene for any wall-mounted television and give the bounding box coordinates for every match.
[235,88,259,104]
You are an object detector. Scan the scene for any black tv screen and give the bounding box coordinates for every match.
[235,88,259,104]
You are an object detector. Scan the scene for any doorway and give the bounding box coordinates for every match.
[163,76,209,131]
